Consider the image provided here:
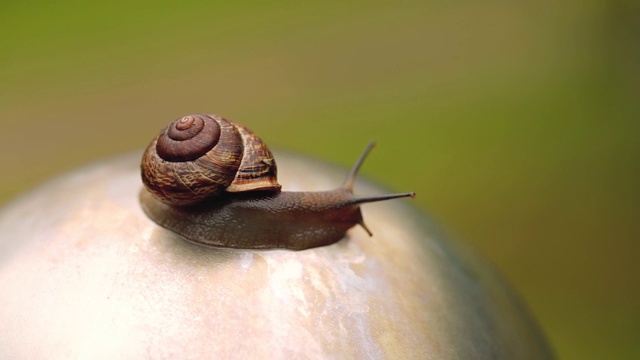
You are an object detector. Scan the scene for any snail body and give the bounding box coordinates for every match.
[140,114,414,250]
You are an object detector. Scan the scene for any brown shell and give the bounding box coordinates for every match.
[141,114,281,206]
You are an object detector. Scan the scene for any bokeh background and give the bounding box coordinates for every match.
[1,1,638,358]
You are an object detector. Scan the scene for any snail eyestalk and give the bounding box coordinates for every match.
[351,192,416,206]
[341,141,416,204]
[342,141,376,191]
[339,141,416,237]
[353,192,416,237]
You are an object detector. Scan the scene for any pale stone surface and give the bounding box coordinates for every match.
[0,151,554,359]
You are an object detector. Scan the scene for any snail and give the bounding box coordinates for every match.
[139,114,415,250]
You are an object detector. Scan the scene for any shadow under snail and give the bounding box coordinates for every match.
[139,114,415,250]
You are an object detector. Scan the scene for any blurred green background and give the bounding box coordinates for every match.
[1,0,638,358]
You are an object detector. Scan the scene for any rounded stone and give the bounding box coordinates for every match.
[0,151,553,359]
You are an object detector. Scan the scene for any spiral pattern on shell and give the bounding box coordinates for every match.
[141,114,281,206]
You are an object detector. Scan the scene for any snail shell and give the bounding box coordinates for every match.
[141,114,281,206]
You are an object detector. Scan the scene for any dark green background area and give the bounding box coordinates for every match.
[1,1,638,358]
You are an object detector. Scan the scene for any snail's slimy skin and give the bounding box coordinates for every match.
[140,189,365,250]
[0,152,554,359]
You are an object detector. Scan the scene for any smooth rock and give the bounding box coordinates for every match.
[0,151,553,359]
